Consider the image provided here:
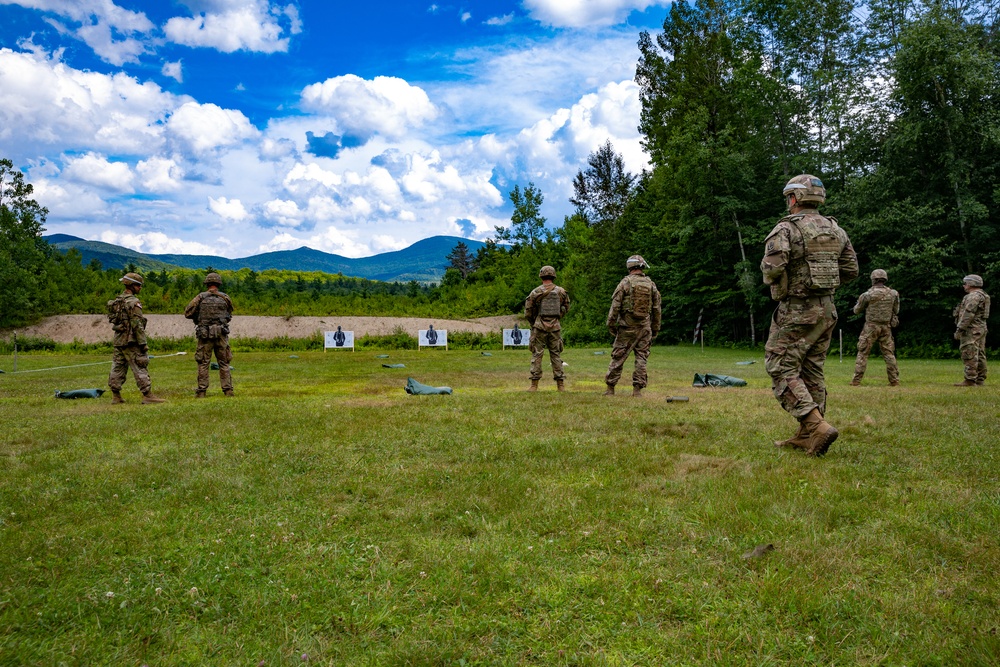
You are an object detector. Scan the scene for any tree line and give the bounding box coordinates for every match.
[3,0,997,353]
[444,0,999,351]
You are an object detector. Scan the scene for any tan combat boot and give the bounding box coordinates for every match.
[141,392,167,404]
[602,384,615,396]
[953,379,977,386]
[774,421,809,450]
[556,379,565,392]
[528,379,539,392]
[632,386,642,397]
[223,389,235,397]
[111,390,125,405]
[801,409,838,457]
[849,379,861,386]
[195,391,207,398]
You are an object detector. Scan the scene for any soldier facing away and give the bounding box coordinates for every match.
[184,272,234,397]
[524,265,571,391]
[107,272,166,404]
[850,269,900,386]
[603,255,661,397]
[953,274,990,386]
[761,175,858,456]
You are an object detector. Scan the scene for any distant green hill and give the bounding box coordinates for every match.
[44,234,486,283]
[45,235,182,272]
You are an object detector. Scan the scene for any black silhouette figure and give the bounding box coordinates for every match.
[511,324,523,345]
[426,325,438,345]
[333,326,346,347]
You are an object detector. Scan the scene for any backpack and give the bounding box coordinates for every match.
[106,295,131,330]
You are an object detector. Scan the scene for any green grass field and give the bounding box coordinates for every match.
[1,346,998,665]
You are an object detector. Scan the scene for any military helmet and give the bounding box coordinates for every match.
[626,255,649,270]
[119,272,144,286]
[870,269,888,283]
[539,265,557,279]
[782,174,826,206]
[204,272,223,286]
[963,274,984,287]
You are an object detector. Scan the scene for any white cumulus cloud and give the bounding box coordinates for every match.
[299,75,438,139]
[209,196,250,221]
[522,0,672,28]
[162,60,183,82]
[5,0,155,64]
[62,152,134,192]
[136,156,185,192]
[168,101,259,154]
[164,0,303,53]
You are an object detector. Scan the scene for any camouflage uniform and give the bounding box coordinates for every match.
[108,290,153,394]
[184,288,234,395]
[762,210,858,418]
[524,282,570,382]
[605,272,662,391]
[851,282,900,385]
[954,285,990,384]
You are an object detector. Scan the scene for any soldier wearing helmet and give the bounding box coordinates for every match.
[603,255,661,397]
[762,175,858,456]
[850,269,900,386]
[106,272,166,404]
[184,272,235,397]
[524,265,571,391]
[952,274,990,386]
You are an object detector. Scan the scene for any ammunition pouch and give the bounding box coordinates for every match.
[196,323,229,339]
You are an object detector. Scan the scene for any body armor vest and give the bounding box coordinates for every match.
[197,292,231,325]
[539,288,562,317]
[623,275,652,317]
[792,215,842,290]
[865,286,895,324]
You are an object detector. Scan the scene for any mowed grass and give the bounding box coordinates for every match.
[1,346,998,666]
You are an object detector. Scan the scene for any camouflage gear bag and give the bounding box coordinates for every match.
[623,275,653,317]
[792,216,842,290]
[106,295,131,331]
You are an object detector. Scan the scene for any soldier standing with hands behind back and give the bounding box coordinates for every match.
[185,272,234,398]
[762,175,858,456]
[953,274,990,386]
[850,269,900,386]
[524,265,570,392]
[107,272,166,404]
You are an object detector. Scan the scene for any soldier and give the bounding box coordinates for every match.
[603,255,661,397]
[953,274,990,386]
[850,269,900,386]
[106,272,166,404]
[762,175,858,456]
[524,265,571,391]
[184,272,234,398]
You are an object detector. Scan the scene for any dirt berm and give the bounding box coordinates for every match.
[7,314,524,345]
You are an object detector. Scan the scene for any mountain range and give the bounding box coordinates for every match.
[44,234,486,283]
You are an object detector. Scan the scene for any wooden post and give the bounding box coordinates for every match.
[839,329,843,363]
[13,331,17,372]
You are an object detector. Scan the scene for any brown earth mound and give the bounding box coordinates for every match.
[4,314,525,345]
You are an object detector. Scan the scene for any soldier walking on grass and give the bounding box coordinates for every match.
[953,274,990,386]
[524,265,570,391]
[184,272,235,398]
[107,272,166,404]
[762,175,858,456]
[604,255,661,397]
[850,269,900,386]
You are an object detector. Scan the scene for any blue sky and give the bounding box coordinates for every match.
[0,0,669,258]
